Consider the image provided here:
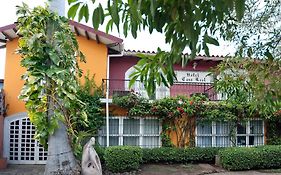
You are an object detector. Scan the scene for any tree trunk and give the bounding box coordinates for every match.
[44,121,80,175]
[44,1,79,174]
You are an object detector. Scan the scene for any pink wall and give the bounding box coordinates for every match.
[109,55,221,97]
[109,56,139,95]
[109,56,139,80]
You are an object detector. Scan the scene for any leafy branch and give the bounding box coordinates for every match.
[17,4,87,147]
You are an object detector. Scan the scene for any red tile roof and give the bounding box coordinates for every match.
[0,20,123,53]
[123,49,226,61]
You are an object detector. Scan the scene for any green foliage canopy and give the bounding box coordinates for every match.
[226,0,281,58]
[214,57,281,118]
[67,0,246,96]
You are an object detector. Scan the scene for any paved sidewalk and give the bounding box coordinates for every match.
[0,165,44,175]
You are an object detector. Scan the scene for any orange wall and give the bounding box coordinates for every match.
[77,36,107,86]
[4,37,108,116]
[3,39,26,116]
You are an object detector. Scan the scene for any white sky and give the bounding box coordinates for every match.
[0,0,235,79]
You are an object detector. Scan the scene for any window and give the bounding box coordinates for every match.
[196,121,230,147]
[196,120,264,147]
[98,117,161,148]
[125,66,170,99]
[237,120,264,146]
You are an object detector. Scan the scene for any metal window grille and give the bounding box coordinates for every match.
[98,116,162,148]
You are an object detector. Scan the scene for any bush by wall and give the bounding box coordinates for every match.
[93,144,105,164]
[104,146,143,173]
[142,147,220,164]
[219,146,281,170]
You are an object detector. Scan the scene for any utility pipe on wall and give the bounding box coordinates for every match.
[106,51,123,147]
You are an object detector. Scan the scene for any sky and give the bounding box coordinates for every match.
[0,0,235,79]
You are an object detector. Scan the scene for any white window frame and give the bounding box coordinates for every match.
[236,120,264,147]
[195,119,264,147]
[195,121,213,147]
[98,116,162,148]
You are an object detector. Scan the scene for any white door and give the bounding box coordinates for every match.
[4,112,47,164]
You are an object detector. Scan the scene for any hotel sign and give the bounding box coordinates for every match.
[175,71,214,83]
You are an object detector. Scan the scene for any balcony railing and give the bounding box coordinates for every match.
[102,79,223,101]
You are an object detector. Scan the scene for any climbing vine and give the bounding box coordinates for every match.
[113,94,260,122]
[113,93,270,147]
[17,4,87,147]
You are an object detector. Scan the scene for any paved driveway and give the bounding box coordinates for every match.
[138,164,281,175]
[0,164,280,175]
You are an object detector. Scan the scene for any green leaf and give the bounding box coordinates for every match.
[203,43,210,56]
[84,4,89,22]
[68,0,77,5]
[204,34,219,46]
[49,52,60,66]
[226,0,234,9]
[131,23,137,38]
[110,0,120,32]
[98,4,104,24]
[123,21,128,37]
[106,19,113,33]
[129,76,138,88]
[235,0,245,21]
[92,6,100,29]
[68,2,80,19]
[150,0,156,18]
[49,117,59,135]
[265,50,274,61]
[78,5,85,22]
[65,91,76,100]
[160,74,169,87]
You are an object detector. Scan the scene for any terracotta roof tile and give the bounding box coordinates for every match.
[123,49,226,61]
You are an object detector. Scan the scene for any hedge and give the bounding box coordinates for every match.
[219,146,281,170]
[93,145,105,164]
[99,146,220,173]
[142,147,220,164]
[104,146,143,173]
